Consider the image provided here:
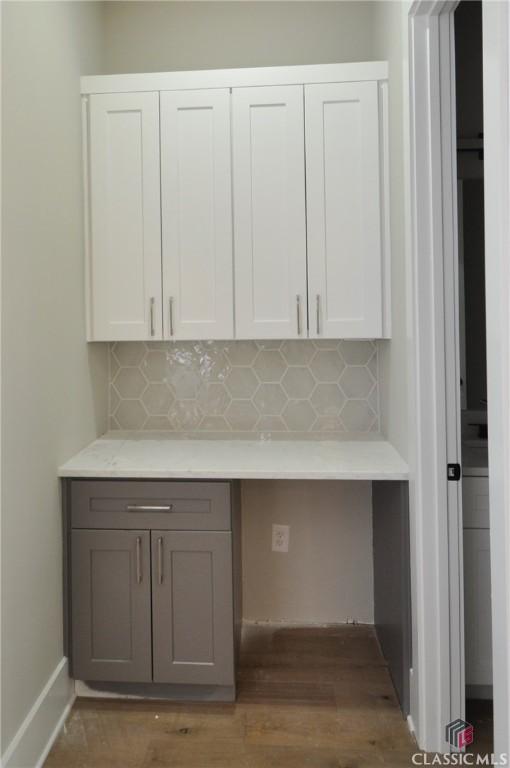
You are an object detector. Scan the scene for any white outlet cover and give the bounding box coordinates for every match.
[272,524,290,553]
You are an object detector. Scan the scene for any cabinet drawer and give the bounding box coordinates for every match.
[70,480,231,531]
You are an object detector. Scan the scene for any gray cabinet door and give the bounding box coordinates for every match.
[71,529,152,682]
[152,531,234,686]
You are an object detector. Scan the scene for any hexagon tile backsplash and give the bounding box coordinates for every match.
[109,340,380,437]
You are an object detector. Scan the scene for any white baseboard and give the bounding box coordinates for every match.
[2,657,75,768]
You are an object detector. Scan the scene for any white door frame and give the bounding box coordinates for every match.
[408,1,462,752]
[409,0,510,758]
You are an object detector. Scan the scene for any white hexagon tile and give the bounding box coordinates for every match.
[109,340,380,437]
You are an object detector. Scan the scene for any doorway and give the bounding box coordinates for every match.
[454,0,492,755]
[408,0,510,757]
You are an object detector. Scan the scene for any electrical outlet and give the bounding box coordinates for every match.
[272,524,290,553]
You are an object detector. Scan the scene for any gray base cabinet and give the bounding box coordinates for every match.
[64,480,240,695]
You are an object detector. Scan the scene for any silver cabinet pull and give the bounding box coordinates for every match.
[126,504,174,513]
[169,297,174,337]
[296,295,301,336]
[158,537,164,585]
[136,537,142,584]
[150,297,156,337]
[316,294,321,335]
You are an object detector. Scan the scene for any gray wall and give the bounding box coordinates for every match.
[1,1,108,755]
[242,480,374,625]
[103,1,377,73]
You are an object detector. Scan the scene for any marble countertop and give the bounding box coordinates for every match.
[58,433,409,481]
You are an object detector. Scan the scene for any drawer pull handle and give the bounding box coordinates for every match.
[136,537,142,584]
[158,537,164,585]
[126,504,174,513]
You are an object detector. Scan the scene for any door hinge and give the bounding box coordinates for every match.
[447,463,462,481]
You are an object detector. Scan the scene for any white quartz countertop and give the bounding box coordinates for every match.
[58,433,409,481]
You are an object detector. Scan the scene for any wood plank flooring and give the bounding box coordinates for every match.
[44,625,419,768]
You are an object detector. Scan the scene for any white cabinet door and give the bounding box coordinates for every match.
[305,82,383,338]
[161,89,233,340]
[232,85,307,339]
[464,529,492,687]
[87,92,162,341]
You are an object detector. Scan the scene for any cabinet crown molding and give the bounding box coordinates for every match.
[81,61,388,95]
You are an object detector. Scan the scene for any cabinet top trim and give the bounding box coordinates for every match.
[81,61,388,95]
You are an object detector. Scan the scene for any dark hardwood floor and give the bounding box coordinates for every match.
[44,625,419,767]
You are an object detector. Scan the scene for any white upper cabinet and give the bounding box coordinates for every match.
[82,64,390,342]
[305,81,386,338]
[232,85,307,339]
[86,92,162,341]
[160,89,233,340]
